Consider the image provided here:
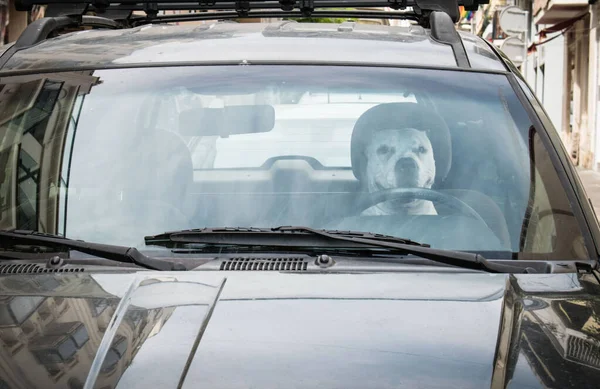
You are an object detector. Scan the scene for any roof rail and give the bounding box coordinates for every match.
[0,14,122,68]
[429,10,470,67]
[0,0,486,69]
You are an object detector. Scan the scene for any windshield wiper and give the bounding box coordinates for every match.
[0,230,185,271]
[145,226,528,273]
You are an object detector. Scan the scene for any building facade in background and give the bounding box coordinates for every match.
[472,0,598,170]
[0,1,45,44]
[528,0,594,169]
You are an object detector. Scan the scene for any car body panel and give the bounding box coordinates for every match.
[0,22,506,73]
[0,271,599,388]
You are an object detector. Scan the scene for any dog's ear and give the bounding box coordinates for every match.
[417,129,432,142]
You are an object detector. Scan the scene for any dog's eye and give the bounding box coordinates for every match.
[417,146,427,154]
[377,145,390,155]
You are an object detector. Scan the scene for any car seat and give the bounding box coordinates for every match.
[349,102,511,248]
[429,114,512,248]
[118,127,194,236]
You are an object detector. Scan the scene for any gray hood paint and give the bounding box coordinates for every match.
[1,270,600,388]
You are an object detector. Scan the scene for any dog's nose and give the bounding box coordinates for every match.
[395,157,417,172]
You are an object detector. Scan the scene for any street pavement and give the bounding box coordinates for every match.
[577,168,600,215]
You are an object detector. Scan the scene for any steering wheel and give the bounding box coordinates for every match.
[356,187,487,225]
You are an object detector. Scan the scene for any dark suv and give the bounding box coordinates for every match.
[0,1,599,388]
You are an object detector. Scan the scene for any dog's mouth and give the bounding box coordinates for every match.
[374,172,421,190]
[374,181,387,192]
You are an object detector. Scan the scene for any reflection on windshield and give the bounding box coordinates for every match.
[0,66,588,259]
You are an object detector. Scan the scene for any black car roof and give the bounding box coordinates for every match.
[0,20,506,74]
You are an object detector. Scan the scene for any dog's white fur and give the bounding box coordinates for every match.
[362,128,437,216]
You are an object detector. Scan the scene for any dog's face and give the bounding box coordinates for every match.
[364,128,436,194]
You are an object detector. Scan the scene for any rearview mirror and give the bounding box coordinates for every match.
[179,105,275,137]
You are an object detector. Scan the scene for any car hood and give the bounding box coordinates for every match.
[0,270,599,388]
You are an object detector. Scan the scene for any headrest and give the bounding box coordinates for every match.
[350,103,452,184]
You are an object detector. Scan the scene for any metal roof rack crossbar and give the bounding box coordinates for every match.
[131,9,420,24]
[14,0,488,21]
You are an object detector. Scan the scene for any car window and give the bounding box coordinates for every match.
[0,66,589,259]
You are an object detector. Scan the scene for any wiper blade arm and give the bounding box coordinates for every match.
[0,230,185,271]
[273,226,428,246]
[145,226,528,273]
[275,226,526,273]
[146,226,426,249]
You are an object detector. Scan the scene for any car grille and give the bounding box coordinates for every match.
[220,257,308,271]
[566,335,600,369]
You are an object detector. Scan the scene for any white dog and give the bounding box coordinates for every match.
[362,128,437,216]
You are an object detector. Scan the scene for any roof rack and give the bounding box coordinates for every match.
[141,9,421,24]
[0,0,488,69]
[14,0,489,23]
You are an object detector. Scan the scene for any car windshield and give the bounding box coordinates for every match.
[0,65,589,260]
